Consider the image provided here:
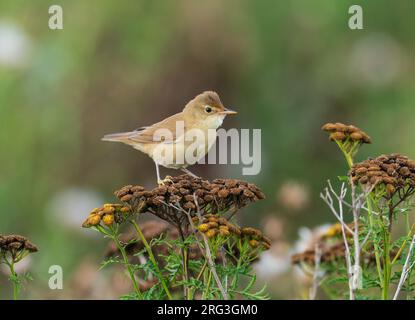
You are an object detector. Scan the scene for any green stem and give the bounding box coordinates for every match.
[335,140,354,168]
[130,220,172,300]
[406,214,411,235]
[391,224,414,265]
[203,270,213,299]
[111,230,143,299]
[367,197,384,291]
[182,248,189,299]
[229,239,246,299]
[382,228,392,300]
[177,227,190,300]
[9,262,18,300]
[189,261,208,300]
[381,203,395,300]
[196,261,208,281]
[345,153,354,168]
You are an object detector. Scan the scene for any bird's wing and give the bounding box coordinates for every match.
[104,113,186,145]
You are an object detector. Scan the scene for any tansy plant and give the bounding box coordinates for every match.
[82,175,270,300]
[0,235,38,300]
[293,122,415,300]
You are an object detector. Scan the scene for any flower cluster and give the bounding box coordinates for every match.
[105,217,271,267]
[241,227,272,250]
[351,153,415,198]
[292,242,398,266]
[320,222,358,239]
[192,215,270,249]
[82,204,132,228]
[291,223,394,266]
[291,242,346,265]
[321,122,372,144]
[0,234,38,263]
[114,175,265,227]
[82,174,268,299]
[193,214,241,238]
[291,223,352,265]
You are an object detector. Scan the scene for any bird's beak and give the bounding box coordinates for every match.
[219,108,237,115]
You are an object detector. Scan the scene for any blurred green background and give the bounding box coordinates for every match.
[1,0,415,299]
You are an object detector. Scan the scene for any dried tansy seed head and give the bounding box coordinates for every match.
[104,218,267,293]
[114,175,265,227]
[241,227,263,238]
[292,241,398,266]
[291,243,346,265]
[322,122,372,144]
[205,229,217,238]
[292,221,396,267]
[351,153,415,199]
[193,214,241,240]
[219,227,230,237]
[0,234,38,262]
[82,204,132,228]
[241,227,271,250]
[191,214,269,250]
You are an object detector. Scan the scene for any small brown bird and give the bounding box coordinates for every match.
[102,91,237,184]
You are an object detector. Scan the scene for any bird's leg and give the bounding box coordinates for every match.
[155,162,173,185]
[155,162,163,185]
[181,168,199,178]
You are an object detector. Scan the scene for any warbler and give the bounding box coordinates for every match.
[102,91,237,184]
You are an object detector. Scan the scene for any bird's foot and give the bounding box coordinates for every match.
[158,175,174,186]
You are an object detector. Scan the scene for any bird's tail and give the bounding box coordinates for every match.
[102,132,134,143]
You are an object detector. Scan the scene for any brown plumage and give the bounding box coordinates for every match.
[102,91,237,184]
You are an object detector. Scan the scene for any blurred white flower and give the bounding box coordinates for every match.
[291,225,331,286]
[277,180,310,211]
[261,215,284,241]
[292,224,331,254]
[0,21,31,68]
[46,187,103,231]
[348,33,407,87]
[254,243,291,278]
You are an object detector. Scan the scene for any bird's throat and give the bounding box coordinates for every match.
[201,114,226,130]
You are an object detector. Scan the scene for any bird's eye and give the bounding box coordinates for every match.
[205,106,212,113]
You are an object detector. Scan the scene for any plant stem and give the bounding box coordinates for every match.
[366,197,384,290]
[9,261,18,300]
[391,224,414,265]
[201,234,228,300]
[177,226,190,300]
[130,220,172,300]
[335,140,354,168]
[345,153,354,168]
[380,203,395,300]
[189,261,208,300]
[350,182,361,299]
[230,240,245,297]
[191,204,228,300]
[196,261,208,282]
[111,230,143,299]
[203,270,213,299]
[338,193,354,300]
[393,235,415,300]
[382,228,392,300]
